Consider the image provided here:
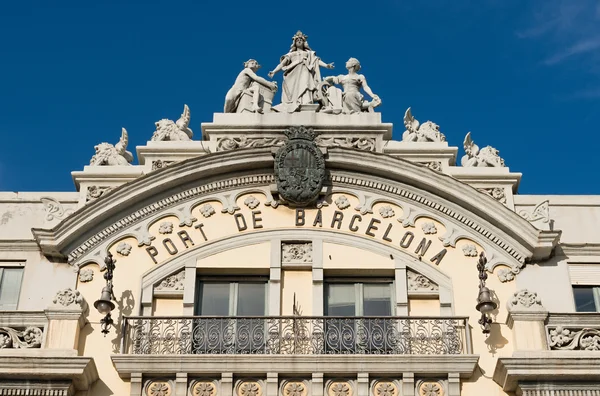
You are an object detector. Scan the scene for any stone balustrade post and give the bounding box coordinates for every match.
[506,289,549,351]
[44,288,88,351]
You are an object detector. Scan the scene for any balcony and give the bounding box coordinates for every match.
[546,312,600,351]
[121,316,472,355]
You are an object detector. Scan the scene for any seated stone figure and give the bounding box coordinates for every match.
[320,58,381,114]
[224,59,278,113]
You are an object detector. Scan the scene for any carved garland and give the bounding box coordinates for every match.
[0,326,43,349]
[66,172,526,267]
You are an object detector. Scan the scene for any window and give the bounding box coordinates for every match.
[573,286,600,312]
[325,282,393,316]
[195,280,267,316]
[0,266,24,310]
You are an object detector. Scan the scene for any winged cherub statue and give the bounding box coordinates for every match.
[461,132,506,167]
[402,108,446,142]
[89,128,134,166]
[151,104,193,141]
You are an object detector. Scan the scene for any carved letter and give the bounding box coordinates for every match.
[331,211,344,229]
[365,218,381,237]
[349,214,362,232]
[382,223,393,242]
[430,249,447,265]
[400,232,414,248]
[178,230,195,248]
[162,238,179,255]
[234,213,247,231]
[295,209,305,226]
[414,238,432,256]
[194,223,208,241]
[146,246,159,264]
[252,210,263,229]
[313,209,323,227]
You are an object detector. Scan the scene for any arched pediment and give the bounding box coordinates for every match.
[32,147,560,282]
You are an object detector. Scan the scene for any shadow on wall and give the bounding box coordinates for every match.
[112,289,135,354]
[485,323,509,355]
[85,379,114,396]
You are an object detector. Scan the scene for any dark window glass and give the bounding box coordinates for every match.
[237,283,266,316]
[573,286,598,312]
[326,284,356,316]
[197,282,230,315]
[363,284,392,316]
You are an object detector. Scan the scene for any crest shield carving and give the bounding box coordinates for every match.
[275,126,325,206]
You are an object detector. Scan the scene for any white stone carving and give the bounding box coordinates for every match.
[334,195,350,210]
[320,57,381,114]
[328,382,352,396]
[244,196,260,209]
[479,187,506,204]
[283,382,307,396]
[86,186,113,202]
[508,289,543,310]
[216,137,285,151]
[402,108,446,142]
[238,381,262,396]
[461,132,505,167]
[314,137,376,151]
[421,221,438,235]
[152,159,176,170]
[0,326,43,349]
[158,221,173,234]
[417,381,443,396]
[146,380,172,396]
[192,382,216,396]
[373,382,398,396]
[79,268,94,283]
[116,242,132,256]
[497,268,516,282]
[199,203,216,218]
[407,270,438,292]
[379,205,395,218]
[178,213,197,227]
[155,270,185,291]
[282,243,313,263]
[41,197,73,221]
[519,200,550,223]
[423,161,442,171]
[269,30,334,113]
[151,104,193,141]
[225,59,278,114]
[52,288,85,309]
[89,127,134,166]
[462,243,478,257]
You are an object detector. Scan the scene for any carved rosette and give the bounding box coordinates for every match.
[372,381,398,396]
[378,205,395,218]
[462,244,478,257]
[158,221,174,234]
[116,242,132,256]
[421,221,438,235]
[145,380,173,396]
[200,203,216,218]
[508,289,543,310]
[155,270,185,291]
[79,268,94,283]
[334,195,350,210]
[282,381,308,396]
[417,381,444,396]
[282,242,313,263]
[244,195,260,209]
[407,270,438,292]
[0,326,43,348]
[190,381,217,396]
[237,381,263,396]
[327,381,352,396]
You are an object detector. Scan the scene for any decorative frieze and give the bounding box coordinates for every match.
[372,381,398,396]
[327,381,353,396]
[236,380,263,396]
[190,380,217,396]
[282,243,313,264]
[417,380,444,396]
[216,137,285,151]
[41,197,73,221]
[281,381,308,396]
[314,136,376,151]
[548,326,600,351]
[155,270,185,291]
[145,379,173,396]
[86,185,113,202]
[152,160,176,170]
[0,326,43,348]
[407,270,438,292]
[519,200,550,223]
[478,187,506,204]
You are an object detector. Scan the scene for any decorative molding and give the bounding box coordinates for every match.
[519,200,550,223]
[421,221,438,235]
[282,381,308,396]
[416,380,445,396]
[423,161,442,172]
[52,288,85,309]
[462,244,478,257]
[547,326,600,351]
[372,381,398,396]
[78,268,93,283]
[244,195,260,209]
[152,160,176,171]
[155,270,185,291]
[0,326,43,348]
[334,195,351,210]
[145,379,173,396]
[158,221,174,235]
[478,187,506,204]
[314,137,376,151]
[327,381,353,396]
[508,289,543,310]
[41,197,74,221]
[116,242,132,256]
[236,380,263,396]
[407,270,438,292]
[200,203,216,218]
[497,268,515,282]
[190,380,218,396]
[282,243,313,264]
[378,205,395,218]
[216,137,285,151]
[86,185,112,202]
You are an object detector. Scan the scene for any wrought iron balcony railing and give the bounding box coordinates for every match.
[121,316,472,355]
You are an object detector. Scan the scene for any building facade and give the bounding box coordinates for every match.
[1,37,600,396]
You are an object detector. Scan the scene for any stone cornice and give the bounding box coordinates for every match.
[111,354,479,378]
[0,353,98,391]
[557,243,600,257]
[32,148,559,265]
[0,240,41,252]
[493,351,600,392]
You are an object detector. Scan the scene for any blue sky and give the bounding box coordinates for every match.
[1,0,599,194]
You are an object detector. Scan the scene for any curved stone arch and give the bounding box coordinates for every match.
[137,228,457,316]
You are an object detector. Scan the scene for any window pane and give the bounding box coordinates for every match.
[237,283,265,316]
[574,287,598,312]
[198,283,230,315]
[363,284,392,316]
[326,284,356,316]
[0,268,23,310]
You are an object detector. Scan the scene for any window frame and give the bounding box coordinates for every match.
[572,285,600,313]
[194,276,269,316]
[0,263,25,311]
[324,278,395,317]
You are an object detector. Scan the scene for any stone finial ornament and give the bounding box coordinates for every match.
[320,58,381,114]
[402,108,446,142]
[461,132,505,167]
[151,104,193,141]
[224,59,278,114]
[89,128,134,166]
